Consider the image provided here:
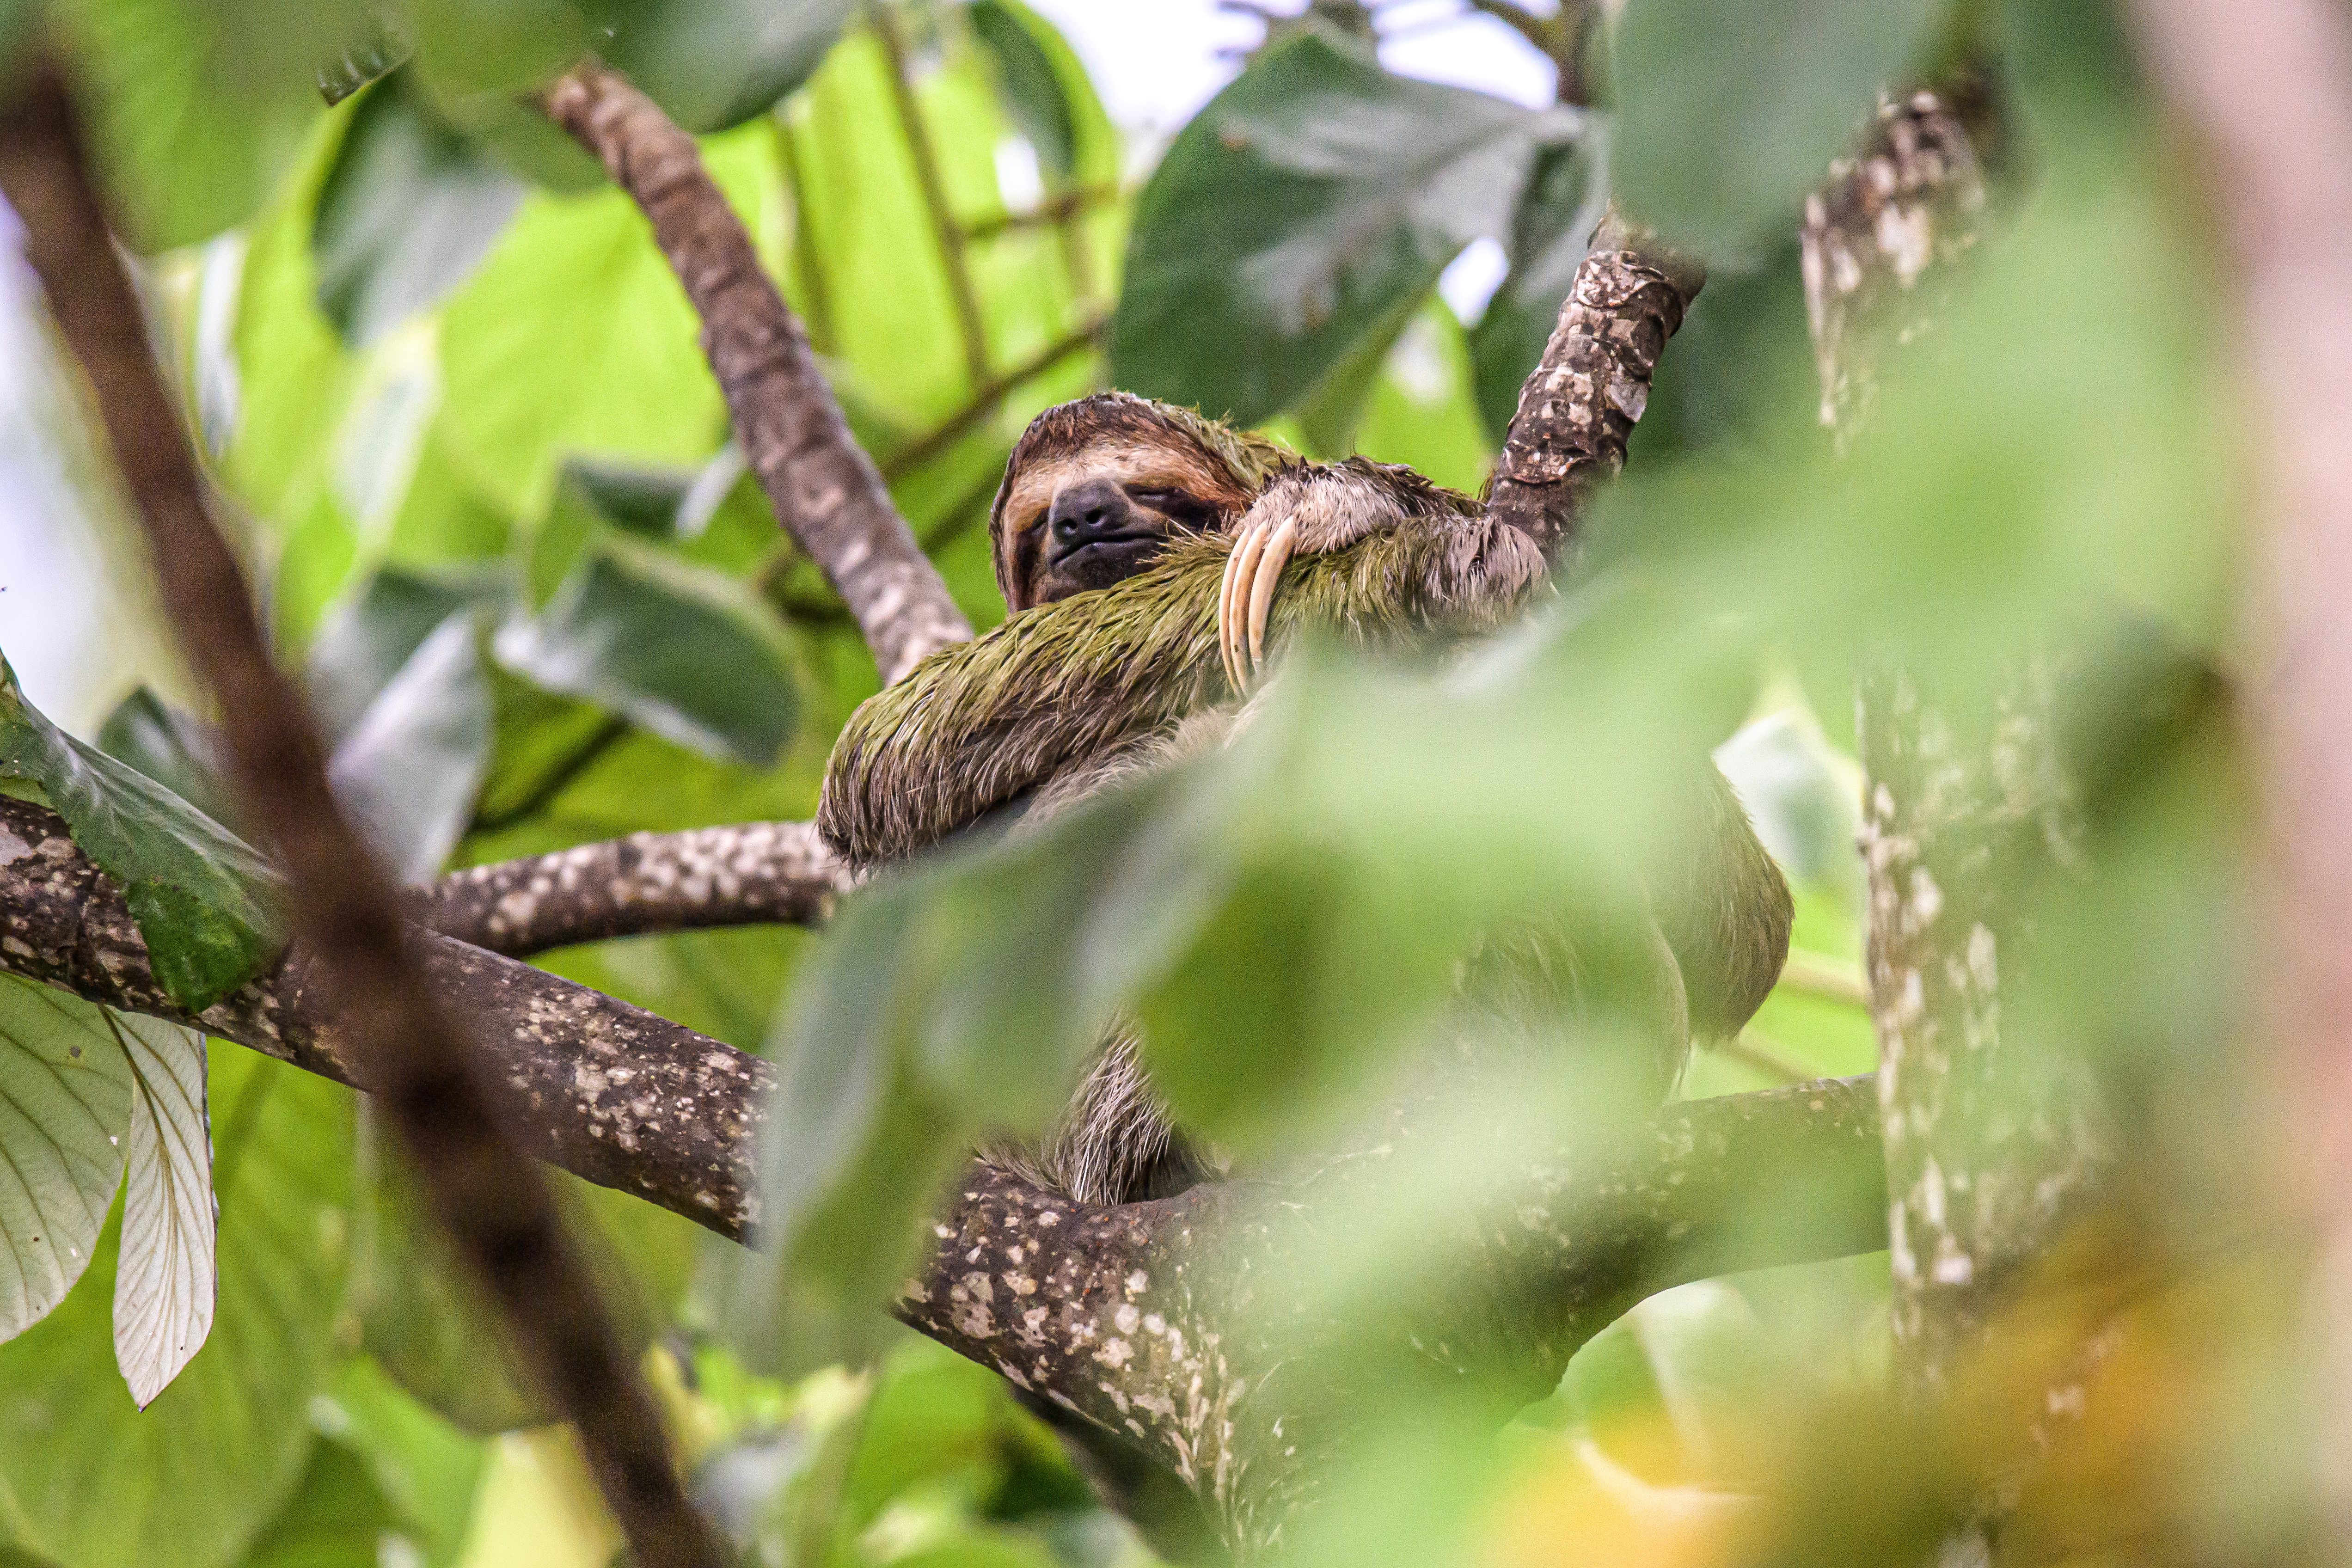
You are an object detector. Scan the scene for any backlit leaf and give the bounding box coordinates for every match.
[0,978,133,1348]
[108,1012,214,1410]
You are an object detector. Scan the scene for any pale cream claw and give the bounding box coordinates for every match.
[1244,516,1297,679]
[1221,522,1270,693]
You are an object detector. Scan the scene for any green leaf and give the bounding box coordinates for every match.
[1468,139,1600,442]
[320,1358,490,1568]
[311,73,527,346]
[0,978,134,1348]
[968,0,1078,180]
[316,19,411,106]
[305,566,510,747]
[408,0,589,99]
[589,0,858,134]
[494,533,800,768]
[1611,0,1948,261]
[55,0,368,250]
[109,1012,214,1410]
[233,1436,404,1568]
[95,687,238,833]
[0,659,284,1013]
[326,613,495,883]
[0,1045,357,1568]
[1110,28,1564,424]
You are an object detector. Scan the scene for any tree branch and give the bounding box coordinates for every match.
[0,60,727,1568]
[1484,212,1707,559]
[414,819,847,957]
[544,61,972,683]
[870,0,992,389]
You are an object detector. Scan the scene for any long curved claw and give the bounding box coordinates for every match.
[1221,522,1270,694]
[1244,516,1297,680]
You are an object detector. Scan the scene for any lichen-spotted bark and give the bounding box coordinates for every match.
[1485,213,1706,558]
[544,62,972,683]
[0,795,771,1241]
[413,820,847,957]
[1858,666,2104,1385]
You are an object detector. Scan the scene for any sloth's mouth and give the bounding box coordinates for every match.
[1050,533,1163,571]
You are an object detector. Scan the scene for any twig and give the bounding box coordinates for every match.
[414,820,847,956]
[466,712,629,837]
[772,110,838,357]
[1716,1027,1816,1083]
[1484,209,1707,558]
[545,61,972,683]
[870,1,992,388]
[879,317,1104,483]
[0,61,728,1568]
[957,184,1118,242]
[1776,948,1871,1008]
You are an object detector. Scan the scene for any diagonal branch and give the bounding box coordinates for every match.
[0,59,727,1568]
[1484,211,1707,559]
[544,61,972,683]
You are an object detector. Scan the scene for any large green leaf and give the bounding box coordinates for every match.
[1110,28,1565,424]
[325,613,495,883]
[109,1013,214,1410]
[494,531,800,768]
[1611,0,1949,261]
[0,1045,356,1568]
[96,688,239,834]
[968,0,1078,181]
[0,979,134,1349]
[233,1438,401,1568]
[54,0,368,250]
[305,566,510,747]
[0,660,283,1013]
[588,0,857,135]
[310,73,527,346]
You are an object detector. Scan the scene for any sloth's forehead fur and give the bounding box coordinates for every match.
[994,392,1293,537]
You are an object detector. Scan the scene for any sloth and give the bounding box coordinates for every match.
[818,392,1793,1204]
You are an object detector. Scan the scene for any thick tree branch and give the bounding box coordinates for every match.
[1485,213,1706,558]
[0,796,768,1241]
[902,1077,1886,1553]
[414,820,846,957]
[0,67,728,1567]
[544,61,972,683]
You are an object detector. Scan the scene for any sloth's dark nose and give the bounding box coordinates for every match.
[1047,477,1137,548]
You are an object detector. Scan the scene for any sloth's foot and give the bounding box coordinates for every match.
[1217,513,1297,694]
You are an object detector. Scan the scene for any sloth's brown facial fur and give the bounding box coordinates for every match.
[990,393,1281,612]
[999,445,1247,609]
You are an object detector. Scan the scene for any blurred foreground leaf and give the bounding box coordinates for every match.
[590,0,857,134]
[325,612,494,883]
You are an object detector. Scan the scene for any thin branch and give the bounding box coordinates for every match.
[1776,948,1871,1008]
[772,110,838,357]
[466,712,629,837]
[957,184,1119,242]
[1484,210,1707,559]
[879,317,1104,483]
[414,820,847,957]
[870,1,992,389]
[0,62,727,1568]
[544,61,972,684]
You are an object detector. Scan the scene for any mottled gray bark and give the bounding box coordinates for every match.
[905,1077,1886,1555]
[413,820,846,957]
[0,795,770,1241]
[544,62,972,683]
[1800,91,1988,436]
[1485,213,1706,558]
[1811,74,2111,1420]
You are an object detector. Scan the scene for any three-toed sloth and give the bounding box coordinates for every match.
[819,392,1793,1205]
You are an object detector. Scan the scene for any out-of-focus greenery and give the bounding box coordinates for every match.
[0,0,2297,1564]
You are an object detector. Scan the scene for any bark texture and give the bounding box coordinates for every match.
[414,820,846,957]
[0,796,770,1240]
[902,1076,1886,1556]
[544,61,972,683]
[0,65,728,1568]
[1485,213,1706,557]
[1800,90,1988,435]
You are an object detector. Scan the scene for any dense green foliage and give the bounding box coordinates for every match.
[0,0,2285,1565]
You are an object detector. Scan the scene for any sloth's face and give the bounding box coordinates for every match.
[997,441,1252,610]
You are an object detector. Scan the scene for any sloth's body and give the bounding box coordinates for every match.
[818,393,1792,1204]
